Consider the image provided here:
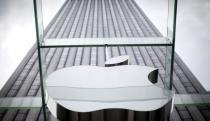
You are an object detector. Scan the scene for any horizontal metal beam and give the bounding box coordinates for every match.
[41,37,173,48]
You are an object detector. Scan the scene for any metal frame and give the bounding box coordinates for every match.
[33,0,47,120]
[2,0,210,121]
[32,0,178,120]
[169,0,178,89]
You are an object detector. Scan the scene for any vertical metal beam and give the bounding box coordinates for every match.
[105,44,109,60]
[169,0,178,90]
[33,0,47,120]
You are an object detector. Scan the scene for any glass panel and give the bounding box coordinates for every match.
[2,94,210,109]
[0,97,42,109]
[174,94,210,105]
[134,0,168,37]
[167,0,177,42]
[164,46,172,89]
[33,0,44,44]
[42,37,172,47]
[32,0,179,120]
[42,0,66,29]
[40,48,47,79]
[46,86,174,102]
